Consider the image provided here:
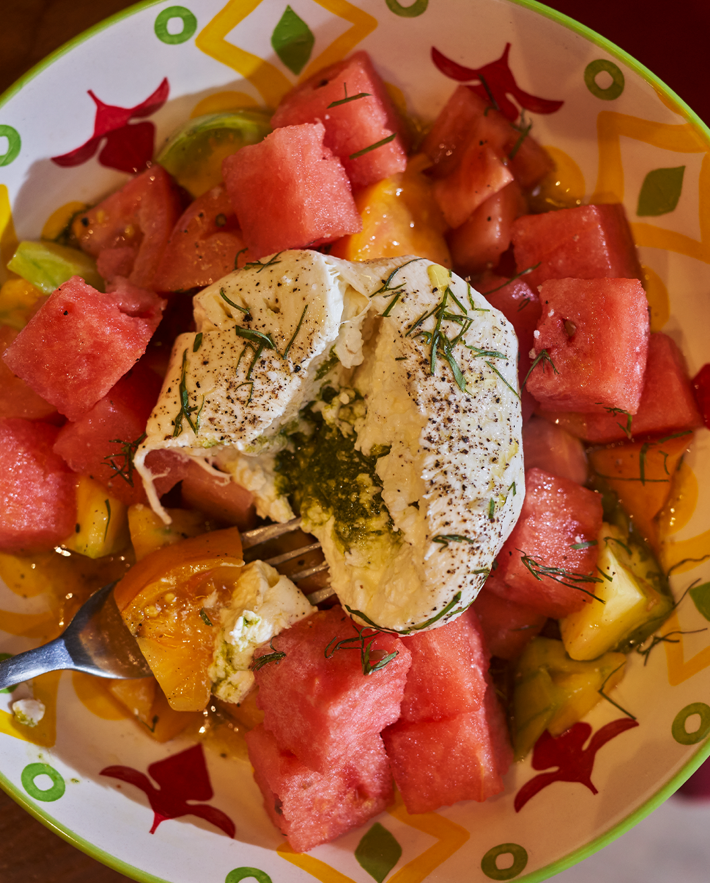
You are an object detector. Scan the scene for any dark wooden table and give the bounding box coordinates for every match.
[1,1,708,881]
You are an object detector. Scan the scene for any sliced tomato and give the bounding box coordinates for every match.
[152,184,250,292]
[74,166,182,291]
[693,363,710,429]
[114,527,244,712]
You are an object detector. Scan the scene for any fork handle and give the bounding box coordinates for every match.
[0,637,72,691]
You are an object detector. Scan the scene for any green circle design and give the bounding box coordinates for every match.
[0,125,21,166]
[225,870,272,883]
[154,6,197,45]
[672,702,710,745]
[584,59,625,101]
[481,843,528,880]
[385,0,429,17]
[21,763,66,802]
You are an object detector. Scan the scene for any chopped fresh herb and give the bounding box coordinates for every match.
[243,252,283,273]
[519,552,604,602]
[103,500,111,543]
[522,348,558,389]
[478,74,499,112]
[483,263,542,296]
[193,332,203,352]
[381,292,401,317]
[234,326,277,350]
[327,84,371,107]
[571,539,598,550]
[488,498,496,521]
[220,287,251,314]
[508,481,517,498]
[346,591,467,635]
[433,534,476,549]
[485,360,521,399]
[508,109,532,160]
[199,608,214,627]
[350,132,397,160]
[636,628,707,666]
[602,405,633,439]
[103,433,146,487]
[598,663,635,719]
[325,625,398,676]
[370,258,422,298]
[172,348,204,437]
[406,285,473,392]
[234,247,248,269]
[251,638,286,670]
[466,282,490,312]
[282,304,308,361]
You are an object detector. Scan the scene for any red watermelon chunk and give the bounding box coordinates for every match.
[511,203,642,290]
[271,51,408,189]
[473,579,546,661]
[526,277,649,413]
[398,608,490,723]
[53,363,186,506]
[382,687,512,813]
[0,419,76,552]
[537,333,703,443]
[75,165,182,291]
[3,276,165,422]
[152,185,251,293]
[521,415,588,484]
[223,123,362,259]
[0,326,57,421]
[246,725,393,853]
[252,606,410,774]
[494,467,603,618]
[448,181,525,275]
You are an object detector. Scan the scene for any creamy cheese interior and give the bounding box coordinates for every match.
[136,250,525,633]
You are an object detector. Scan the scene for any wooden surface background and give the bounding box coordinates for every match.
[0,0,708,881]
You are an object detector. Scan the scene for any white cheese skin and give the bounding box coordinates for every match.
[136,251,525,633]
[209,560,312,704]
[134,249,370,519]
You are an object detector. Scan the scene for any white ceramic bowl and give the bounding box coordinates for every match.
[2,1,710,881]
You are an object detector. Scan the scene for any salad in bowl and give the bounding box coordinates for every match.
[1,1,710,881]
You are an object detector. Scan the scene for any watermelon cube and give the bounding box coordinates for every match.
[253,607,410,773]
[448,181,524,275]
[526,277,650,413]
[537,333,703,443]
[398,608,490,723]
[511,203,642,289]
[2,276,165,422]
[53,363,187,506]
[382,686,512,813]
[223,123,362,258]
[271,51,408,189]
[246,725,393,853]
[152,184,250,293]
[0,419,76,552]
[0,325,57,421]
[75,165,182,292]
[473,578,546,660]
[494,467,603,618]
[521,415,588,485]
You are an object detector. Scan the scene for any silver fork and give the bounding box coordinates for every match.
[0,517,330,691]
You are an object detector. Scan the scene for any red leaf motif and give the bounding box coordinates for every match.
[514,718,639,812]
[51,78,169,173]
[431,44,563,121]
[101,743,235,837]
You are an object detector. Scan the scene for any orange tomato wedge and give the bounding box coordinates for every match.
[114,527,244,712]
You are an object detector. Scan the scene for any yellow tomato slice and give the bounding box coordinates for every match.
[114,527,244,712]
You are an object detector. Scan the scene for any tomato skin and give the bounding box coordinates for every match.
[113,526,243,611]
[693,363,710,429]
